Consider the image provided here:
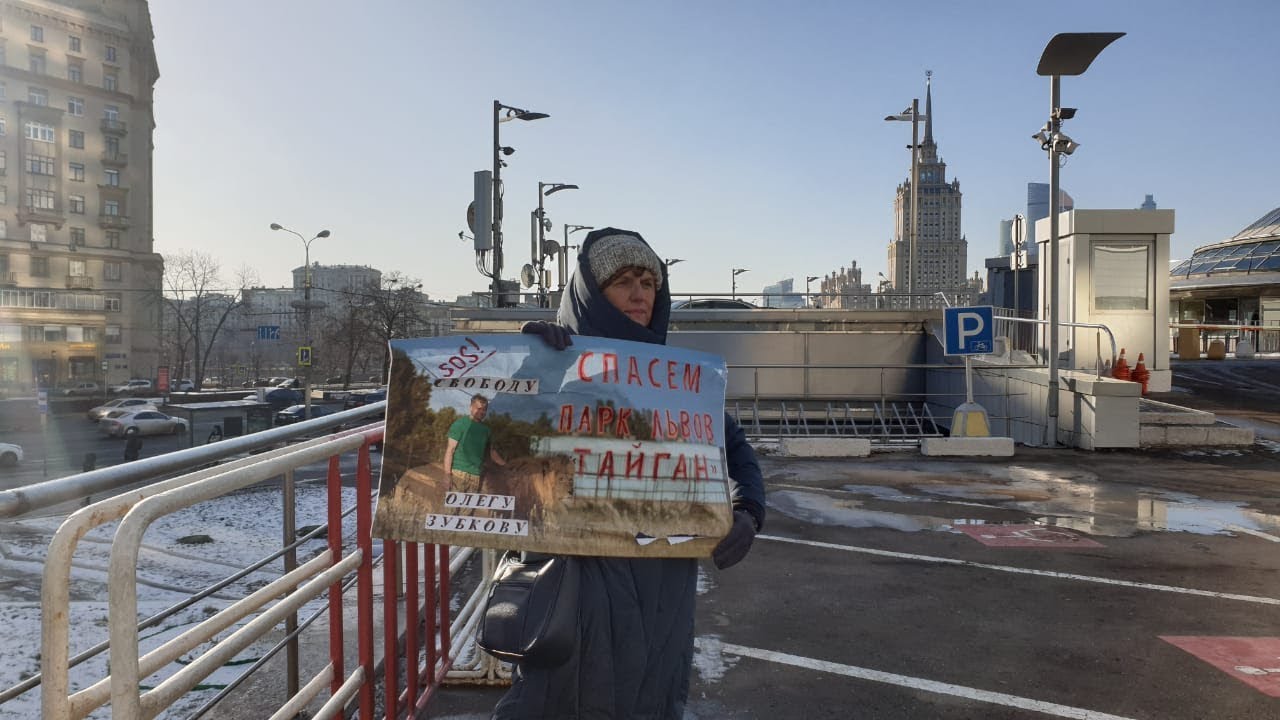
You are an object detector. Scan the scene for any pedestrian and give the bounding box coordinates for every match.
[123,435,142,462]
[498,227,766,719]
[442,395,506,494]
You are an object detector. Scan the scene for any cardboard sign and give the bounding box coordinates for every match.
[372,334,733,558]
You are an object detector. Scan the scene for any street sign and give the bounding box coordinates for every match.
[257,325,281,341]
[298,346,312,367]
[943,306,994,355]
[37,390,48,415]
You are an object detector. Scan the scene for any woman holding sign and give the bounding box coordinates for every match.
[497,228,766,719]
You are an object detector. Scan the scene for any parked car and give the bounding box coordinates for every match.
[670,298,759,310]
[99,409,189,437]
[275,404,338,425]
[62,382,101,396]
[110,379,154,395]
[344,389,387,409]
[172,379,196,391]
[0,442,22,467]
[245,388,303,412]
[276,378,303,389]
[87,397,159,421]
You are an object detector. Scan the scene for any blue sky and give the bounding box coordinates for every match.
[150,0,1279,300]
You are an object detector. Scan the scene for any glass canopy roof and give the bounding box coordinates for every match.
[1170,207,1280,277]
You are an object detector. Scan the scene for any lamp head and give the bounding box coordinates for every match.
[316,230,331,238]
[544,183,579,196]
[269,223,283,231]
[500,146,515,156]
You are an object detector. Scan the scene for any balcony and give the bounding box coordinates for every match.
[100,151,129,167]
[19,204,63,226]
[100,118,127,135]
[66,275,94,290]
[98,213,130,230]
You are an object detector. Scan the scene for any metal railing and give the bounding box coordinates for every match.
[991,308,1119,375]
[1,402,469,719]
[1169,323,1280,355]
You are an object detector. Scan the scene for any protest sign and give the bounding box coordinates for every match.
[372,334,733,558]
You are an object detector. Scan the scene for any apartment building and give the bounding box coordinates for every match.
[0,0,159,391]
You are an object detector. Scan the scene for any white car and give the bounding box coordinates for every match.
[111,379,154,395]
[87,398,159,422]
[99,409,189,437]
[0,442,22,467]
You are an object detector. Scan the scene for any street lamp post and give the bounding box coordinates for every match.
[731,268,749,300]
[1033,32,1124,446]
[268,221,329,700]
[885,101,927,309]
[533,182,579,305]
[559,224,594,291]
[492,101,549,307]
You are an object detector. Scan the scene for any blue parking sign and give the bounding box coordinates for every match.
[943,306,994,355]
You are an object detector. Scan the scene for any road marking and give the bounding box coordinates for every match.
[715,641,1139,720]
[1224,524,1280,543]
[758,534,1280,606]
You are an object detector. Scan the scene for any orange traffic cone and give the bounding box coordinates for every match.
[1132,352,1150,395]
[1112,348,1131,381]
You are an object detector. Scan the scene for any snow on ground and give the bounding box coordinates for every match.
[0,480,357,719]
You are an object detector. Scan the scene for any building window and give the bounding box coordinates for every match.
[69,35,81,53]
[69,259,86,276]
[69,129,84,148]
[106,324,121,344]
[103,199,120,216]
[27,155,54,175]
[103,104,118,121]
[29,50,45,74]
[103,72,117,92]
[43,326,65,342]
[70,227,85,245]
[104,261,121,281]
[104,169,119,186]
[30,225,48,245]
[31,256,49,277]
[25,188,55,210]
[105,45,117,62]
[69,195,84,214]
[105,293,121,312]
[67,96,84,115]
[106,230,120,249]
[0,117,6,136]
[69,162,84,181]
[31,25,43,42]
[25,122,55,142]
[0,188,6,206]
[0,82,5,100]
[27,86,48,106]
[67,61,81,83]
[106,136,119,155]
[1093,244,1150,311]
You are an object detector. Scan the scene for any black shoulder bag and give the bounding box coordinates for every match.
[478,552,580,667]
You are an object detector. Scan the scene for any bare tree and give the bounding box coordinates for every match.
[161,252,257,390]
[318,287,376,388]
[360,272,427,384]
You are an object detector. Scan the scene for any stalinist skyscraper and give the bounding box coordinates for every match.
[887,73,968,297]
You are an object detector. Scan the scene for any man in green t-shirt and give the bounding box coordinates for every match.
[443,395,506,493]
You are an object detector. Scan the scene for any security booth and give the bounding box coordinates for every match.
[165,399,274,447]
[1036,208,1175,392]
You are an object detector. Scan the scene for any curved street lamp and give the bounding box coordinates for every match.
[269,222,330,422]
[1033,31,1124,446]
[559,224,594,292]
[491,100,549,306]
[531,182,579,305]
[731,268,749,300]
[885,102,928,307]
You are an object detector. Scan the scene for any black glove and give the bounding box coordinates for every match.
[521,321,573,351]
[712,510,758,570]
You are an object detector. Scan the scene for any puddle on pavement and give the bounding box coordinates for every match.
[767,462,1280,538]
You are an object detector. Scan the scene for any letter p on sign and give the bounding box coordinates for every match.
[944,306,994,356]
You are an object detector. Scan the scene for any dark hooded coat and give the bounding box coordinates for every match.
[493,228,765,720]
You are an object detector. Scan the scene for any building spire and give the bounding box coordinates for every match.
[924,69,934,146]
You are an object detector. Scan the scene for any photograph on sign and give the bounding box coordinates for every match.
[372,334,733,558]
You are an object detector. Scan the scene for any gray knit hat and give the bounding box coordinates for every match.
[588,233,664,289]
